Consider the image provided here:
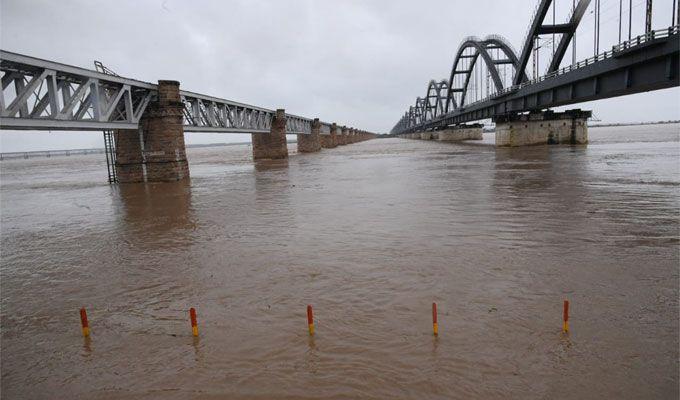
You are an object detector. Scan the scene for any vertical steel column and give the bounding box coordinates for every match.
[619,0,623,43]
[629,0,633,40]
[594,0,600,55]
[552,0,556,57]
[597,0,601,52]
[572,0,577,64]
[645,0,653,33]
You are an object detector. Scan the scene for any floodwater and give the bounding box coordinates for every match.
[1,124,678,399]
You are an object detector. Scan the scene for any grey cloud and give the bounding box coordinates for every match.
[0,0,678,151]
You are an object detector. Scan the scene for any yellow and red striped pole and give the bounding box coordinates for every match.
[563,300,569,333]
[189,307,199,337]
[79,307,90,337]
[432,302,438,336]
[307,305,315,336]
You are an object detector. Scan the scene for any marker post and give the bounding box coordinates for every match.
[79,308,90,337]
[432,302,438,336]
[307,305,314,336]
[190,308,199,337]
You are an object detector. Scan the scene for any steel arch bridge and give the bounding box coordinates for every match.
[391,0,680,135]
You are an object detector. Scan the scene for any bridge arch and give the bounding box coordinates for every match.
[514,0,592,85]
[444,35,525,112]
[413,97,426,125]
[424,79,449,121]
[407,106,417,127]
[483,34,527,83]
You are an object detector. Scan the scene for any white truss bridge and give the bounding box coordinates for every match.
[0,50,334,135]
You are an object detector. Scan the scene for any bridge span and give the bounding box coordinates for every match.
[0,51,376,183]
[391,0,679,147]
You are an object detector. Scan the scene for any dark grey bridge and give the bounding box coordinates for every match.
[391,0,679,135]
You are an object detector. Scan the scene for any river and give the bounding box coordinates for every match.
[1,124,678,399]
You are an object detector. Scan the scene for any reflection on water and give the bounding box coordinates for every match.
[115,180,195,250]
[1,124,678,399]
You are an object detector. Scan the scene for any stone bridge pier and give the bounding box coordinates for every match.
[252,109,289,160]
[494,109,590,146]
[437,124,483,141]
[320,123,338,148]
[115,84,376,181]
[338,126,348,145]
[115,80,189,183]
[399,125,483,141]
[297,118,322,153]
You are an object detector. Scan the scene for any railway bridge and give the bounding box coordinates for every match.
[0,51,376,183]
[391,0,679,147]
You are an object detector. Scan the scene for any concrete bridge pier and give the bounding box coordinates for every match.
[297,118,322,153]
[320,123,338,148]
[252,109,288,159]
[115,80,189,183]
[494,109,590,147]
[437,124,483,141]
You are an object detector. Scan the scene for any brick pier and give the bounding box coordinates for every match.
[320,123,338,148]
[115,80,189,183]
[297,118,322,153]
[114,83,376,182]
[252,109,289,160]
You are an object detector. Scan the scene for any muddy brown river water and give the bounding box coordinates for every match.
[1,124,679,399]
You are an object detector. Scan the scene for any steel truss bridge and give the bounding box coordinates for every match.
[0,51,337,135]
[391,0,679,135]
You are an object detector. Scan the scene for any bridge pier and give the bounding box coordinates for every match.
[494,110,590,147]
[337,126,348,145]
[320,123,338,148]
[252,109,289,160]
[297,118,322,153]
[436,124,483,141]
[114,80,189,183]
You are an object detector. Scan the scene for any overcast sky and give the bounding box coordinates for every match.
[1,0,678,151]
